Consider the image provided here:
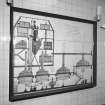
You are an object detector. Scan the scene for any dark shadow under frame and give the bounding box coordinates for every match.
[9,6,97,102]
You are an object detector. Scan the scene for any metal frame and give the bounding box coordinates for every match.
[9,6,97,102]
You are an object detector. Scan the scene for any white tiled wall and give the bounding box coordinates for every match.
[1,0,105,105]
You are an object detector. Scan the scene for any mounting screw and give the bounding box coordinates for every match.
[6,0,13,6]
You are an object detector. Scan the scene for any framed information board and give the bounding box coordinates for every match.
[9,7,97,101]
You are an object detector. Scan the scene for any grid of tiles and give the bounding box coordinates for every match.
[1,0,105,105]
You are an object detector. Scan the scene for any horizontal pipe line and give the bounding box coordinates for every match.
[52,52,92,55]
[13,64,53,68]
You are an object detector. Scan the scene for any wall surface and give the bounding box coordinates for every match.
[0,0,105,105]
